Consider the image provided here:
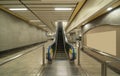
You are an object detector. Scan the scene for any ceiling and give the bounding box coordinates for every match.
[0,0,80,32]
[66,0,119,32]
[0,0,119,33]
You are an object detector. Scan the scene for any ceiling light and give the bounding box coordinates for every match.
[9,8,28,11]
[54,8,72,11]
[62,21,68,26]
[29,20,41,22]
[107,7,113,11]
[55,20,68,28]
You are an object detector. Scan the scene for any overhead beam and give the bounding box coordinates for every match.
[75,0,120,28]
[67,0,120,33]
[19,0,54,32]
[65,0,87,31]
[0,2,77,5]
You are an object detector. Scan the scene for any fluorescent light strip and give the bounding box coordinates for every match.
[54,8,72,11]
[30,20,41,22]
[107,7,113,11]
[9,8,28,11]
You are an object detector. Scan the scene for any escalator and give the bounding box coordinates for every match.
[47,22,76,61]
[40,60,82,76]
[42,22,81,76]
[55,24,67,60]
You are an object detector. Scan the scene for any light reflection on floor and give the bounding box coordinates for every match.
[41,60,81,76]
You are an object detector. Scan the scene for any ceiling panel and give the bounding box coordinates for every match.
[0,0,79,32]
[3,5,76,8]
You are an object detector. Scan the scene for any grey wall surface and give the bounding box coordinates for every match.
[81,6,120,57]
[82,6,120,34]
[0,10,47,51]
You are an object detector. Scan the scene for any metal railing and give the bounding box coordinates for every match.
[81,46,120,76]
[0,42,46,66]
[42,45,45,65]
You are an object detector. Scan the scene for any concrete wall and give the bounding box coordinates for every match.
[82,6,120,57]
[0,10,47,51]
[67,0,117,32]
[84,25,120,57]
[82,6,120,34]
[86,30,116,55]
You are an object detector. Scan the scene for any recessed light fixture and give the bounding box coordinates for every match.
[82,22,86,25]
[107,7,113,11]
[29,20,41,22]
[54,8,72,11]
[9,8,28,11]
[62,21,68,26]
[55,20,68,28]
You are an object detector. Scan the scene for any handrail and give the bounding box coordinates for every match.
[0,42,46,66]
[82,46,120,75]
[54,24,59,58]
[107,61,120,74]
[62,25,69,59]
[87,47,120,61]
[19,0,52,32]
[47,22,76,61]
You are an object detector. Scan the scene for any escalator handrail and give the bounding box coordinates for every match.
[61,25,69,59]
[47,45,52,61]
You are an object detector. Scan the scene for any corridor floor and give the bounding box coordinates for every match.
[40,60,81,76]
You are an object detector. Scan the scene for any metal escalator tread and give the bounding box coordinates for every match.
[55,52,67,60]
[40,60,82,76]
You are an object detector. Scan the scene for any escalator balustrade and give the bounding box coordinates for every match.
[66,44,76,61]
[46,22,76,62]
